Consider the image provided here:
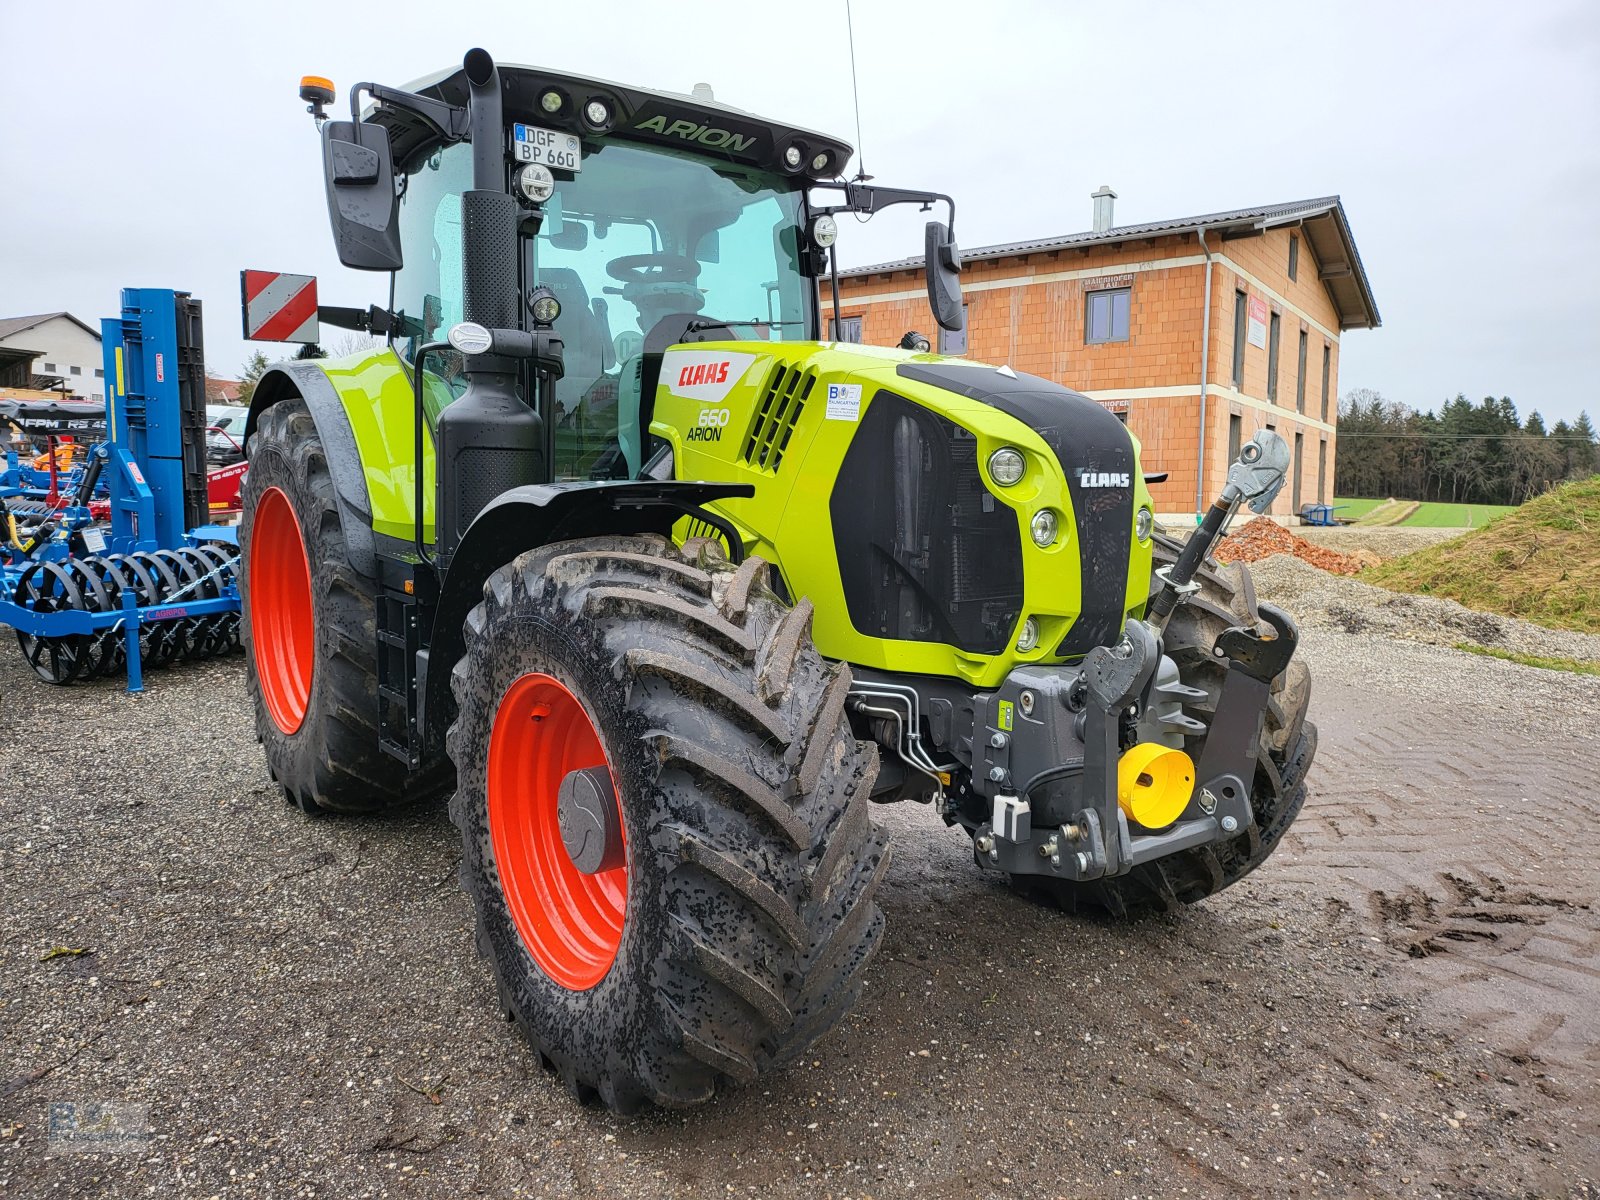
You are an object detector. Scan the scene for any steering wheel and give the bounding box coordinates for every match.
[606,253,701,286]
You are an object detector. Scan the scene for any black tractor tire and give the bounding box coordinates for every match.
[1011,532,1316,917]
[241,397,451,814]
[447,534,890,1111]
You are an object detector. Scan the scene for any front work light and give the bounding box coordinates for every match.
[1031,508,1058,547]
[528,286,562,327]
[988,447,1025,487]
[810,214,838,249]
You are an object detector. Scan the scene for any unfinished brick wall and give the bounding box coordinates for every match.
[823,225,1344,517]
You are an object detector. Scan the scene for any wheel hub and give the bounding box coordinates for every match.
[558,765,625,875]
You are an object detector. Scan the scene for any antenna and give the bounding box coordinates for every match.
[844,0,872,182]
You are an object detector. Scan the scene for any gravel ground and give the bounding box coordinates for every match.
[2,574,1597,1198]
[1250,553,1600,662]
[1294,526,1467,558]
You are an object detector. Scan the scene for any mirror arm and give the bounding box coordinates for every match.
[347,82,470,142]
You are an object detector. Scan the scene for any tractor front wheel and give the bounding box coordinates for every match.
[447,535,889,1111]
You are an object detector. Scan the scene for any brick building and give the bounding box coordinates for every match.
[822,192,1380,518]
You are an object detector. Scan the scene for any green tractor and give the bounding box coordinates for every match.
[241,50,1314,1111]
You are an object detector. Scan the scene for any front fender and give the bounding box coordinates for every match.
[419,479,754,748]
[244,362,377,576]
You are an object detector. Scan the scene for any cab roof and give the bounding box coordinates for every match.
[373,61,853,183]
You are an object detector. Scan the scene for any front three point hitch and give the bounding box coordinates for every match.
[972,428,1300,882]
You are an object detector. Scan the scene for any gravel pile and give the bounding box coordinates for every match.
[1216,517,1372,575]
[1246,552,1600,663]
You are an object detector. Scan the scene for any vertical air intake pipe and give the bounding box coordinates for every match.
[434,48,545,567]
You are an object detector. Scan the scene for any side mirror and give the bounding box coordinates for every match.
[925,221,964,332]
[320,120,403,272]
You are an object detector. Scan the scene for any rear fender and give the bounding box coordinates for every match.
[419,479,754,746]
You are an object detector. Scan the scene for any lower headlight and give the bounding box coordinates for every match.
[1136,506,1153,541]
[1030,508,1058,547]
[1016,616,1039,652]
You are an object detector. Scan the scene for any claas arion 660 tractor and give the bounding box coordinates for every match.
[240,49,1314,1111]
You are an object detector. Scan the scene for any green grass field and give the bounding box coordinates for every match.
[1330,496,1388,520]
[1334,498,1516,528]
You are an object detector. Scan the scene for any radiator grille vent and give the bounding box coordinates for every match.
[741,365,816,471]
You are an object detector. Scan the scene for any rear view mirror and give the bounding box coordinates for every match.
[925,221,964,332]
[321,120,403,272]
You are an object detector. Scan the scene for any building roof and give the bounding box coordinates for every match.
[0,312,102,342]
[840,196,1381,331]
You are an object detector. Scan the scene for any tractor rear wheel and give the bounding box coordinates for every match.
[241,398,450,814]
[447,535,889,1111]
[1011,533,1316,916]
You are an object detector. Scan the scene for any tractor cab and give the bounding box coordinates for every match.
[309,56,958,489]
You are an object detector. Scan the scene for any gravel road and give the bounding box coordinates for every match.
[2,564,1596,1198]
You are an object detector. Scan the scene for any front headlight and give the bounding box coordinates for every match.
[1030,508,1058,547]
[988,447,1025,487]
[1136,506,1153,542]
[1016,616,1040,652]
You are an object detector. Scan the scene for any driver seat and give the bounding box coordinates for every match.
[538,268,605,416]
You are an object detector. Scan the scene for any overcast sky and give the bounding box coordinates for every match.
[3,0,1596,424]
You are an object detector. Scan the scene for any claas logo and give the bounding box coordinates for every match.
[678,361,732,388]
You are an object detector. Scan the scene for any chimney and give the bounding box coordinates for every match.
[1091,185,1117,233]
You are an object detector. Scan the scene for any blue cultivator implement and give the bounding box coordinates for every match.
[0,289,242,690]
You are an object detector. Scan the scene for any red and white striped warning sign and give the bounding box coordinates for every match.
[240,270,320,343]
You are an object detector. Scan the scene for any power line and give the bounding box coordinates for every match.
[1336,431,1597,442]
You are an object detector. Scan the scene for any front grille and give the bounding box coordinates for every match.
[830,390,1023,654]
[741,364,815,472]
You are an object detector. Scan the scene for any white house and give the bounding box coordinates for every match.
[0,312,105,400]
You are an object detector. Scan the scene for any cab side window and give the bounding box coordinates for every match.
[392,143,473,390]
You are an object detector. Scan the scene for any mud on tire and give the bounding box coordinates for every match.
[1013,532,1316,917]
[446,534,891,1111]
[241,397,451,814]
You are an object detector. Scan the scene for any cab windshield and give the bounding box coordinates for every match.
[392,137,812,479]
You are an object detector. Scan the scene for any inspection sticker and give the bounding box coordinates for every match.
[825,383,862,421]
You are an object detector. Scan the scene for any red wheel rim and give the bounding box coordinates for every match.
[487,673,627,990]
[249,486,315,735]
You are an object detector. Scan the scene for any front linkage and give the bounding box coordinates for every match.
[964,430,1297,884]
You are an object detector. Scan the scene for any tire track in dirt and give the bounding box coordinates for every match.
[1286,675,1600,1092]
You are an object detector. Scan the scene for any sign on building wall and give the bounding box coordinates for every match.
[1246,295,1269,350]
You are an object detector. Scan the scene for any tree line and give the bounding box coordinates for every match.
[1335,389,1597,505]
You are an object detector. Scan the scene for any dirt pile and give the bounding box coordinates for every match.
[1364,475,1600,634]
[1214,516,1376,575]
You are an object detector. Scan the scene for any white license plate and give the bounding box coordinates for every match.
[512,124,582,172]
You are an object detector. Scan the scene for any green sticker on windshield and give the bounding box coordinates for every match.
[997,700,1013,732]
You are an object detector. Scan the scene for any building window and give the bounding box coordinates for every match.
[938,303,970,354]
[93,393,104,402]
[1231,292,1247,389]
[1292,432,1304,511]
[1318,439,1328,504]
[1228,413,1242,464]
[1288,233,1299,282]
[1296,330,1308,413]
[1320,343,1331,421]
[94,368,104,378]
[70,365,82,376]
[1266,312,1281,402]
[831,315,863,343]
[1084,287,1130,344]
[43,362,56,372]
